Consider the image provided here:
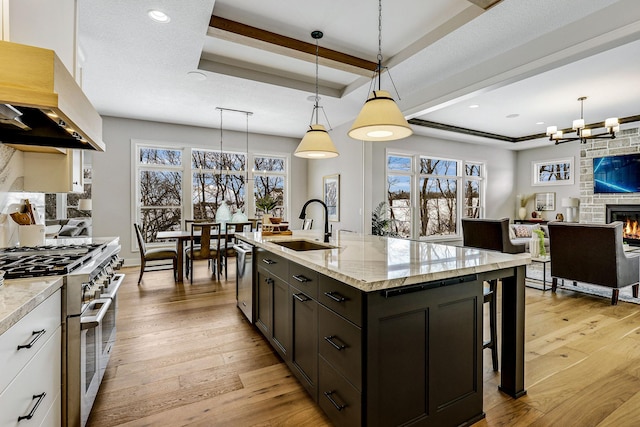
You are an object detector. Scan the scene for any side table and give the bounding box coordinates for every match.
[526,255,551,291]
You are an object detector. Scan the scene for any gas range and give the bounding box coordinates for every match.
[0,243,107,279]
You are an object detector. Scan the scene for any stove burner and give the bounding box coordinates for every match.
[0,243,107,279]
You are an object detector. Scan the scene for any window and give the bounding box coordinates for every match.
[253,156,286,218]
[192,149,246,219]
[137,147,183,242]
[386,152,485,240]
[419,157,457,238]
[464,162,483,218]
[387,155,412,238]
[134,143,289,244]
[532,157,574,186]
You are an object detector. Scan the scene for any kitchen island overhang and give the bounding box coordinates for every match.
[236,230,530,292]
[236,230,530,426]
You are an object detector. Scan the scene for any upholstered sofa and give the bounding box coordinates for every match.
[508,223,550,252]
[548,221,640,305]
[45,218,92,238]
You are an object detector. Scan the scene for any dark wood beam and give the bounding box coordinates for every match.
[209,15,377,75]
[409,115,640,144]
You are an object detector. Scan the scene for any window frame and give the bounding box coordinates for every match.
[132,140,290,251]
[385,149,486,241]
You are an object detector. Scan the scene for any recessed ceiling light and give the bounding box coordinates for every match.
[536,121,545,125]
[468,104,479,109]
[187,71,206,81]
[148,10,170,23]
[506,113,519,119]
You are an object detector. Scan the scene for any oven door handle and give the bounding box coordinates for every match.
[81,298,112,330]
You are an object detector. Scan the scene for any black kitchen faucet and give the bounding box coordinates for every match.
[299,199,331,243]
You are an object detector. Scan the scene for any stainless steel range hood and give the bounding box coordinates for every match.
[0,41,105,152]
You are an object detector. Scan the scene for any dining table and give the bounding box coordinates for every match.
[156,229,235,281]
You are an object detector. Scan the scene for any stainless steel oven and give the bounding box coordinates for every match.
[0,238,123,427]
[62,238,124,427]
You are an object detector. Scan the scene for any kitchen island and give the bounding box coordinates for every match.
[236,230,530,427]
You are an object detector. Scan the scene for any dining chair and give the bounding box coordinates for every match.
[184,218,208,230]
[134,223,178,285]
[185,222,222,283]
[221,222,253,279]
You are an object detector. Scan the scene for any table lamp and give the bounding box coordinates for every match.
[561,197,579,222]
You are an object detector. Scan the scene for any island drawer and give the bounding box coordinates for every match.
[289,263,318,299]
[256,249,289,281]
[318,356,361,427]
[318,275,363,327]
[318,305,362,390]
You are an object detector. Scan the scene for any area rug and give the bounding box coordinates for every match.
[525,262,640,305]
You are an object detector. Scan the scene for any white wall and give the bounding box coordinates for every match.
[515,141,580,220]
[305,122,518,238]
[92,116,306,265]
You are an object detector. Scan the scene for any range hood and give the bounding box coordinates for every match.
[0,41,105,152]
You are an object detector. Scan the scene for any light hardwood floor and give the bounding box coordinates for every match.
[88,262,640,427]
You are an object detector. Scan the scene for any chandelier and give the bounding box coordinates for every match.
[547,97,619,145]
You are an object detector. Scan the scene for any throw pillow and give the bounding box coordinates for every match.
[514,225,532,238]
[66,219,87,228]
[58,225,83,237]
[508,225,517,240]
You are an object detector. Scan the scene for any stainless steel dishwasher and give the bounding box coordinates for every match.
[234,242,254,323]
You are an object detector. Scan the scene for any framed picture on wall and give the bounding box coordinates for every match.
[532,157,574,186]
[323,174,340,222]
[535,192,555,211]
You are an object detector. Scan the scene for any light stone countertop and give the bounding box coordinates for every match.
[0,276,63,335]
[236,230,531,292]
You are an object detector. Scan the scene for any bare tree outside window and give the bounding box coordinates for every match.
[139,148,183,242]
[419,158,457,237]
[192,150,246,219]
[254,156,286,218]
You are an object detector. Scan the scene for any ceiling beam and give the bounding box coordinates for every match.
[409,115,640,143]
[466,0,503,10]
[209,15,377,77]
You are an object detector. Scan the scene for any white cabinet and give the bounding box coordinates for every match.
[23,149,84,193]
[1,0,77,76]
[0,289,62,426]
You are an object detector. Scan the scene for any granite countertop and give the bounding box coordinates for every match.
[236,230,531,292]
[0,276,63,335]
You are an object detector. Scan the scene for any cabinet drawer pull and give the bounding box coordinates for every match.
[17,329,46,350]
[262,258,276,265]
[18,392,46,421]
[324,291,346,303]
[293,293,311,302]
[292,274,310,283]
[323,390,347,411]
[324,335,346,351]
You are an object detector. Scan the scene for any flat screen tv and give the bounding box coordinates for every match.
[593,153,640,193]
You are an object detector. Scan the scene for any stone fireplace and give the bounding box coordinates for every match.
[606,204,640,246]
[580,127,640,224]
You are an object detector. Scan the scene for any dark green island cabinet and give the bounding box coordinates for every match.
[255,247,488,427]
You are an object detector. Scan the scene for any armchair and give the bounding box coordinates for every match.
[461,218,527,254]
[548,221,640,305]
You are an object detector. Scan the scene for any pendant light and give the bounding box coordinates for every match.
[294,30,339,159]
[348,0,412,142]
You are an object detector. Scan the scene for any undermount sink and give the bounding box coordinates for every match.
[273,240,336,251]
